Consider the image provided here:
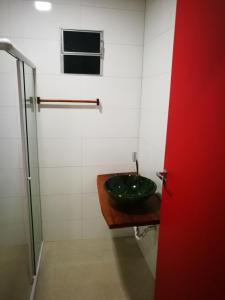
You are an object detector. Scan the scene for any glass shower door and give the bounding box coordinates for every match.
[0,51,32,300]
[22,63,43,273]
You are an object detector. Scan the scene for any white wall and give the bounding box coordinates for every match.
[0,0,145,240]
[137,0,177,276]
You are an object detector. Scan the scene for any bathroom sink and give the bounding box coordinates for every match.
[104,174,157,209]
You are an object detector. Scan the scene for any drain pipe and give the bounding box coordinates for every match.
[133,225,157,240]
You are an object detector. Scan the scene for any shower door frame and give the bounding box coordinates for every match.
[17,60,44,282]
[0,39,43,285]
[17,60,35,283]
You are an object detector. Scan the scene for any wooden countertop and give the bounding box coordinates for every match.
[97,173,161,229]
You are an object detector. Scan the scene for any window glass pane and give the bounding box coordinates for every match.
[63,31,101,53]
[63,55,101,75]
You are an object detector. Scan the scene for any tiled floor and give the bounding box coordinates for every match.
[0,245,31,300]
[35,237,155,300]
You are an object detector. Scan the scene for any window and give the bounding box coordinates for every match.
[61,29,104,75]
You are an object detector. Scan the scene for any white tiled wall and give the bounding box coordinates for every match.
[0,0,145,240]
[0,0,177,253]
[137,0,177,276]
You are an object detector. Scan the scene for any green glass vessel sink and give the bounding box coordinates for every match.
[104,174,157,209]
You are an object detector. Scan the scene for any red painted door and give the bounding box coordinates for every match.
[154,1,225,300]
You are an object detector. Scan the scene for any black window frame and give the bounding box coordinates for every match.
[61,29,104,76]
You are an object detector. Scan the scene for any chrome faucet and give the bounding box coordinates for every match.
[135,159,139,176]
[132,152,139,176]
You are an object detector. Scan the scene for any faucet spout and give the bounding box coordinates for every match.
[132,152,139,176]
[135,159,139,176]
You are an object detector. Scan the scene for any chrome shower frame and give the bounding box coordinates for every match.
[0,38,43,291]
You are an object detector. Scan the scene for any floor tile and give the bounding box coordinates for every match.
[35,237,155,300]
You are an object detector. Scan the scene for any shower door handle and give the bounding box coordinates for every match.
[27,176,32,181]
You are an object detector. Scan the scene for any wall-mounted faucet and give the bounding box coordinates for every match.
[132,152,139,176]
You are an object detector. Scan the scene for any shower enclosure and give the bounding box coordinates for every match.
[0,39,43,300]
